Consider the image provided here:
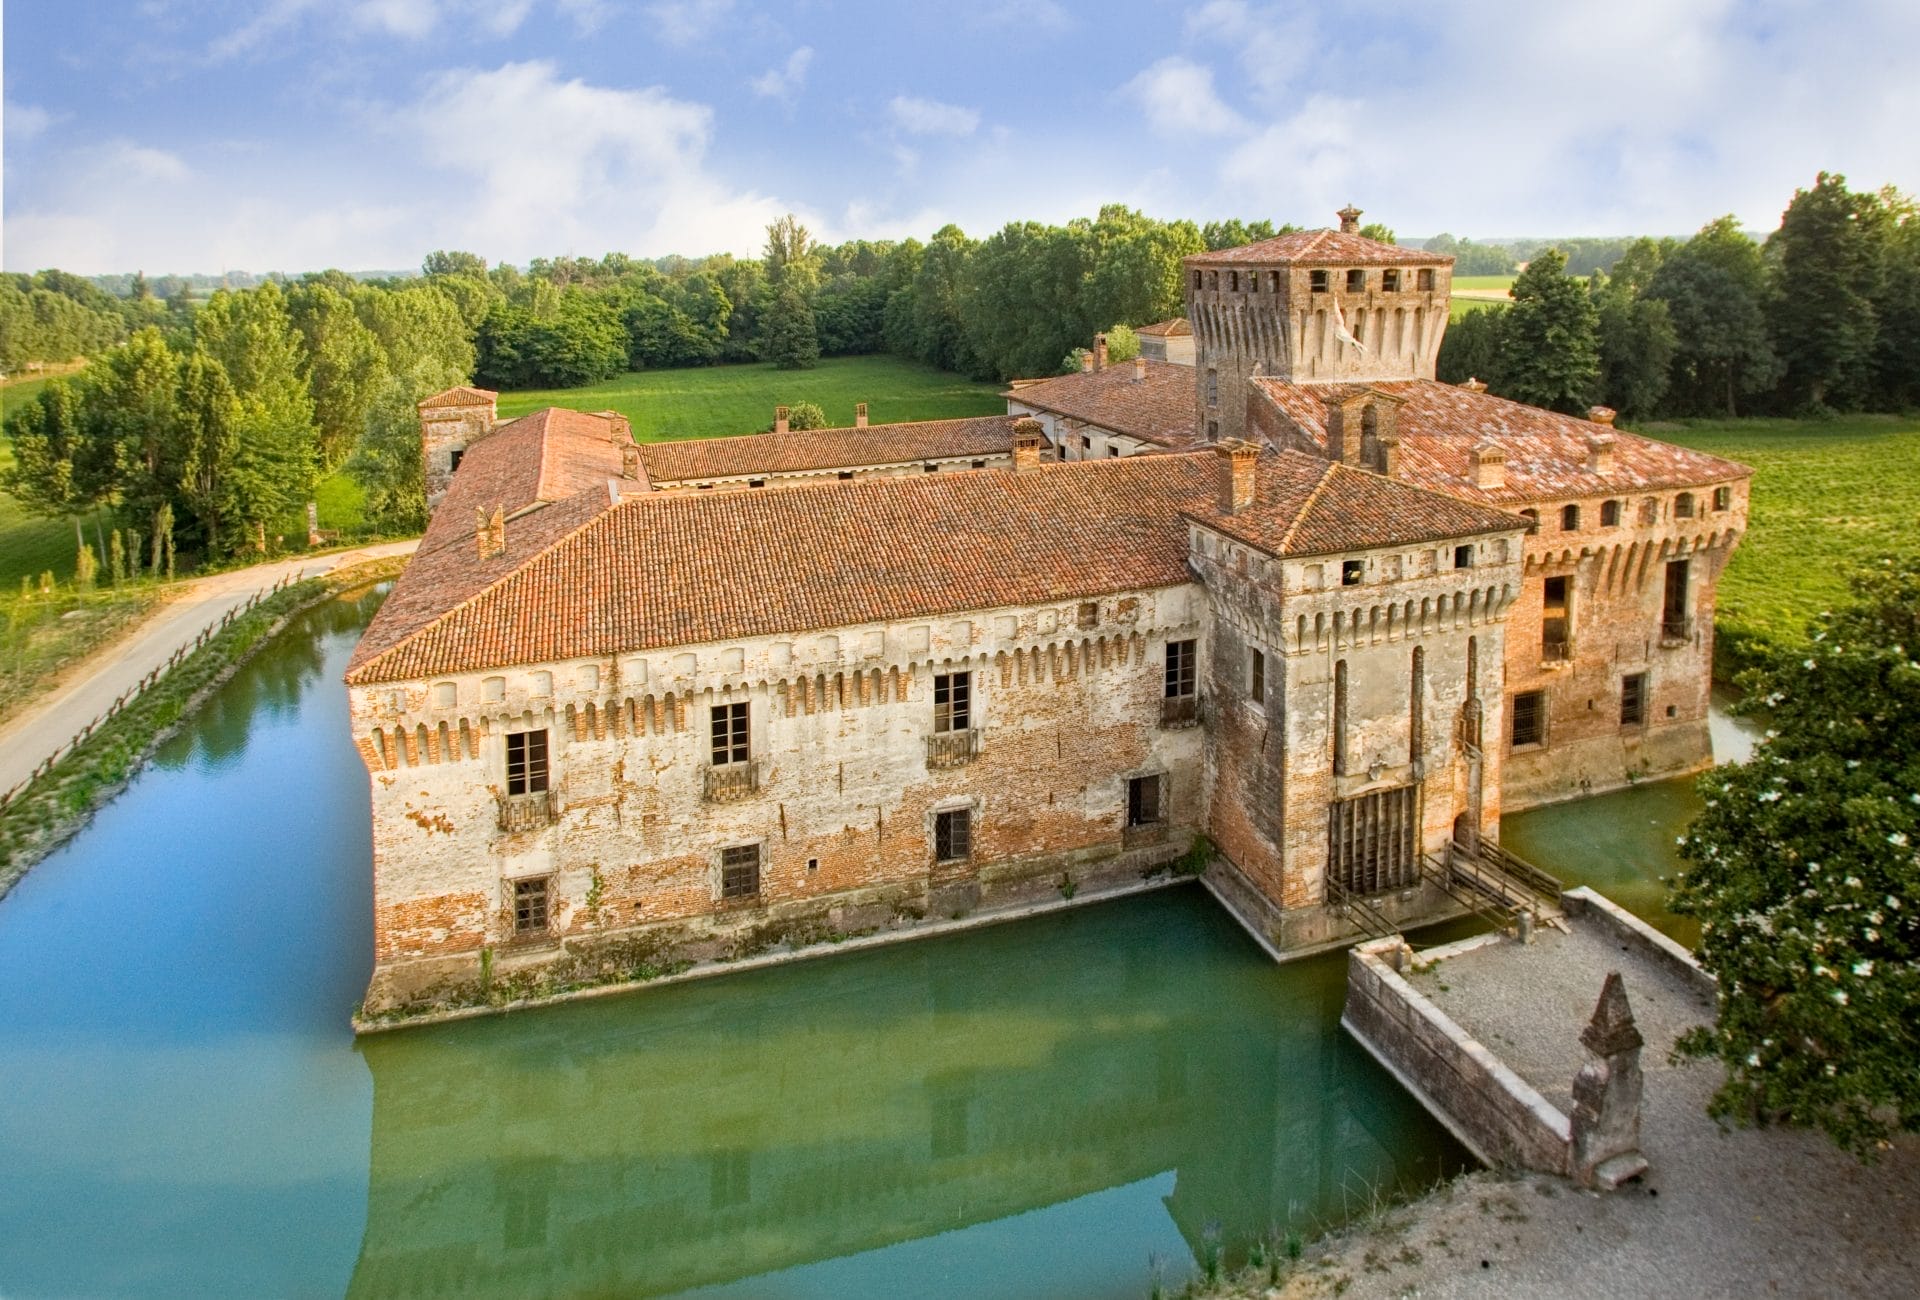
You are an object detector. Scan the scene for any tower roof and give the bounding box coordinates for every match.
[417,385,499,410]
[1186,228,1446,268]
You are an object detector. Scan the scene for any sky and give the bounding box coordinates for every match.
[4,0,1919,275]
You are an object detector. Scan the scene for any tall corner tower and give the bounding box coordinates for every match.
[417,386,499,503]
[1183,207,1454,442]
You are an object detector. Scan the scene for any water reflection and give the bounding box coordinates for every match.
[349,888,1468,1299]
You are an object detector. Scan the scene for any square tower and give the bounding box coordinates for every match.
[1185,209,1452,442]
[418,386,499,502]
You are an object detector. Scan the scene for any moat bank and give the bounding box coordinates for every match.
[0,587,1473,1298]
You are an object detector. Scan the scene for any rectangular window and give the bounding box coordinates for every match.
[1620,673,1648,726]
[720,844,761,900]
[1662,559,1690,639]
[1511,690,1545,748]
[1675,492,1695,518]
[1382,269,1401,292]
[512,876,551,934]
[711,702,749,766]
[1417,268,1435,291]
[933,671,971,733]
[1713,485,1731,512]
[1345,268,1366,293]
[1310,269,1329,293]
[1341,558,1364,586]
[1250,648,1265,703]
[448,447,465,472]
[934,808,971,862]
[1164,639,1197,699]
[837,471,854,481]
[971,460,986,470]
[505,729,549,795]
[1077,601,1099,629]
[1206,369,1219,406]
[1453,544,1474,569]
[1126,775,1163,827]
[1542,576,1571,661]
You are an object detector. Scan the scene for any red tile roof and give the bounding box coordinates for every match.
[639,416,1017,484]
[417,385,499,409]
[1187,229,1445,268]
[345,444,1521,684]
[1136,318,1192,337]
[1002,359,1199,447]
[1252,379,1751,505]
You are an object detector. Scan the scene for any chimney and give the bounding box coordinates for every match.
[596,411,632,444]
[855,402,868,429]
[1586,405,1617,427]
[1586,434,1617,475]
[1216,438,1260,514]
[1338,204,1363,234]
[476,505,506,559]
[1093,333,1108,371]
[1133,356,1146,382]
[1011,417,1044,472]
[774,405,790,435]
[1079,351,1094,373]
[1378,435,1400,480]
[1472,442,1507,490]
[621,444,640,480]
[1460,376,1488,394]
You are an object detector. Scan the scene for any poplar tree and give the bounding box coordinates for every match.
[1495,249,1600,414]
[1769,173,1884,411]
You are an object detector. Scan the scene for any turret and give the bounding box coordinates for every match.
[418,386,499,503]
[1183,209,1452,442]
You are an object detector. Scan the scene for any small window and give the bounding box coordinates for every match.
[933,671,971,733]
[971,460,986,470]
[512,876,551,935]
[1382,269,1401,292]
[1126,775,1163,827]
[934,808,972,862]
[1206,369,1219,406]
[1192,270,1202,290]
[1675,492,1695,519]
[1165,639,1197,700]
[1107,447,1120,458]
[1345,269,1366,293]
[505,729,549,795]
[837,471,854,482]
[711,702,749,766]
[749,479,766,489]
[1206,419,1219,440]
[1310,270,1329,293]
[1249,648,1265,703]
[1620,673,1647,726]
[1453,544,1474,569]
[1561,504,1580,531]
[1417,268,1435,291]
[1077,601,1099,629]
[1341,559,1364,586]
[1228,271,1239,292]
[448,447,465,472]
[720,844,761,900]
[923,463,939,473]
[1511,690,1545,748]
[1712,485,1730,512]
[1601,499,1622,528]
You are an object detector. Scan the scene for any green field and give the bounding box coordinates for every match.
[1451,274,1517,293]
[1,376,86,590]
[1448,298,1508,321]
[498,355,1007,442]
[1643,415,1920,668]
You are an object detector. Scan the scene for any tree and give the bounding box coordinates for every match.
[1869,191,1920,408]
[1083,205,1205,332]
[356,284,476,385]
[288,283,387,471]
[1673,556,1920,1156]
[1435,307,1505,387]
[763,214,820,296]
[422,250,488,279]
[784,401,827,431]
[1648,218,1779,416]
[1357,222,1396,245]
[1768,173,1883,411]
[1591,269,1676,419]
[1494,249,1599,413]
[192,282,319,540]
[173,349,245,551]
[761,284,820,370]
[1,378,99,516]
[86,327,182,525]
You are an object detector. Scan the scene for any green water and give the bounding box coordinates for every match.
[0,588,1470,1298]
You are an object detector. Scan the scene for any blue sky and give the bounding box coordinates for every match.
[5,0,1918,274]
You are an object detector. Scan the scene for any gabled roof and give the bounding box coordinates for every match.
[1136,318,1192,337]
[1186,229,1445,268]
[1252,379,1751,506]
[417,385,499,409]
[640,416,1016,484]
[1002,358,1198,447]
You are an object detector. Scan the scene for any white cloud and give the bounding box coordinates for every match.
[750,46,813,99]
[353,0,441,39]
[209,0,320,60]
[889,96,979,138]
[647,0,733,46]
[1124,57,1245,138]
[5,103,57,143]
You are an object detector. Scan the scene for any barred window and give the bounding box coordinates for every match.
[1165,639,1197,699]
[512,876,551,934]
[1511,690,1546,748]
[934,671,971,733]
[720,844,761,900]
[1620,673,1648,726]
[505,730,549,796]
[711,702,749,766]
[1601,499,1622,527]
[934,809,971,863]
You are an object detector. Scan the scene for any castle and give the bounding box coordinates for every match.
[346,213,1749,1023]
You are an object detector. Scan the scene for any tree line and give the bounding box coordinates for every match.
[1439,174,1920,419]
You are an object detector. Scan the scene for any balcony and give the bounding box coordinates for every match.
[497,789,556,833]
[1659,616,1694,646]
[704,762,761,804]
[1160,695,1200,729]
[925,729,979,770]
[1541,634,1574,665]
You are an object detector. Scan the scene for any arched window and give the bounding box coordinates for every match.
[1675,491,1695,519]
[1561,503,1580,531]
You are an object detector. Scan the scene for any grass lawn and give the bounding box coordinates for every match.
[1640,414,1920,667]
[1452,274,1517,293]
[1,376,87,591]
[498,355,1007,443]
[1449,298,1508,322]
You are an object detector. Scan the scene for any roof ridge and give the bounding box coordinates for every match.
[1274,459,1342,552]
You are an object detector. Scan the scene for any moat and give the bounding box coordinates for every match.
[0,587,1745,1297]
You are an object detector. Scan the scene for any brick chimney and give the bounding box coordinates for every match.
[1079,351,1094,373]
[1586,434,1617,475]
[1133,356,1146,382]
[1377,435,1400,480]
[476,505,506,559]
[1460,376,1488,393]
[855,402,868,429]
[596,411,631,443]
[1472,442,1507,490]
[1586,405,1617,427]
[1216,439,1259,514]
[1093,333,1108,371]
[774,405,790,435]
[1338,204,1363,234]
[621,444,640,480]
[1011,417,1044,472]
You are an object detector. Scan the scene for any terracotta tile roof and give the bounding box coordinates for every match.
[1252,379,1752,506]
[1188,453,1527,558]
[639,416,1017,484]
[1187,229,1444,268]
[417,385,499,409]
[1136,318,1191,337]
[1002,359,1199,447]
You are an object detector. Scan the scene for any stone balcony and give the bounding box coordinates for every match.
[1160,695,1200,729]
[704,761,761,804]
[925,729,979,770]
[497,789,556,834]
